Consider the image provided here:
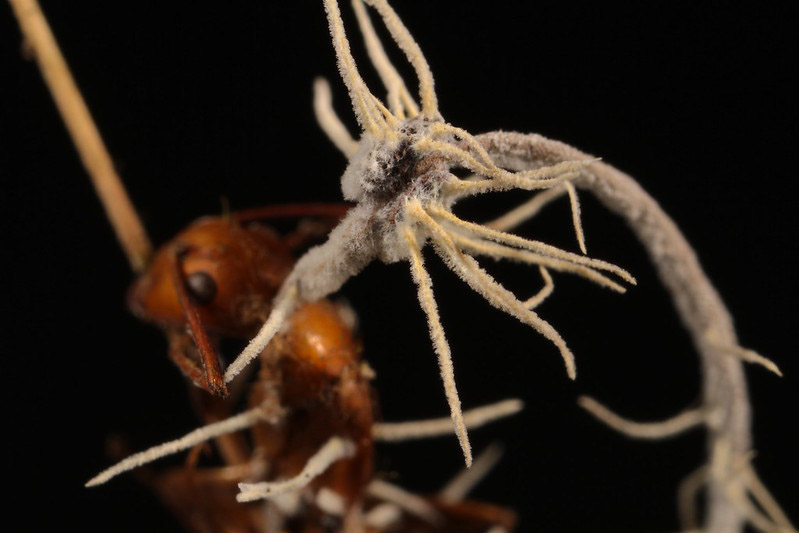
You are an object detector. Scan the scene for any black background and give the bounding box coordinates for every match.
[2,1,796,531]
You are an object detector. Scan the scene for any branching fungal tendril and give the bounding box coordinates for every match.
[59,0,792,528]
[86,399,523,489]
[223,0,634,467]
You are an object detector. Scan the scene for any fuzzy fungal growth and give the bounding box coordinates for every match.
[223,0,635,468]
[223,2,794,530]
[37,0,789,528]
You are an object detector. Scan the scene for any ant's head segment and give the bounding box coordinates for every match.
[128,216,294,337]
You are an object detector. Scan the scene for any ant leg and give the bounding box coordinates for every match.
[148,466,266,533]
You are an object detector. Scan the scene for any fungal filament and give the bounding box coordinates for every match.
[224,0,634,465]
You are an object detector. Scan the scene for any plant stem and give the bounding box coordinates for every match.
[9,0,152,272]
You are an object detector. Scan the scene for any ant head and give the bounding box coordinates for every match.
[128,216,295,337]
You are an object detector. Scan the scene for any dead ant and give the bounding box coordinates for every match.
[97,206,520,531]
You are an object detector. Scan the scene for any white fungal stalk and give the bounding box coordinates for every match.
[372,398,523,442]
[366,479,443,525]
[237,437,357,502]
[86,397,519,492]
[224,0,634,468]
[85,405,275,487]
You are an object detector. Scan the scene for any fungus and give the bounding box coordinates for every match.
[224,0,634,467]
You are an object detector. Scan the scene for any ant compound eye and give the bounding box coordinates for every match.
[185,271,217,305]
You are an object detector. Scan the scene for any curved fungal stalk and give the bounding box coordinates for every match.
[313,77,359,158]
[402,224,470,464]
[236,437,357,502]
[577,396,708,440]
[474,131,793,532]
[225,0,634,466]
